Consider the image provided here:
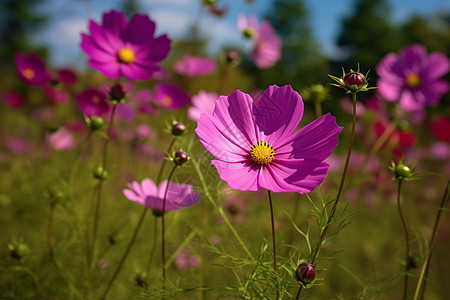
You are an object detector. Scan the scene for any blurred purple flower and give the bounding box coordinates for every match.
[56,68,77,85]
[14,53,51,86]
[376,44,449,111]
[174,55,217,77]
[115,102,136,123]
[429,142,450,160]
[340,97,365,116]
[3,92,24,108]
[188,90,218,121]
[251,21,282,69]
[47,127,75,151]
[154,83,190,110]
[237,15,259,39]
[174,248,200,272]
[76,88,110,117]
[196,85,342,193]
[80,10,171,80]
[43,86,70,104]
[134,88,157,114]
[123,178,200,214]
[6,138,33,155]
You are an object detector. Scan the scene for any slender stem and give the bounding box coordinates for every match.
[396,180,409,300]
[47,202,56,261]
[295,285,303,300]
[91,103,118,266]
[145,216,158,277]
[198,192,208,300]
[162,165,178,289]
[414,178,450,300]
[267,190,277,272]
[156,137,176,184]
[191,158,253,259]
[314,100,322,119]
[297,92,357,299]
[100,207,148,300]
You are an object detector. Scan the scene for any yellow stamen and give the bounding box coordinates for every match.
[405,73,421,88]
[250,141,275,165]
[23,68,35,80]
[162,96,173,106]
[118,48,135,63]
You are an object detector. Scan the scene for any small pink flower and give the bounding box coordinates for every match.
[6,138,33,155]
[76,88,110,117]
[154,83,190,110]
[237,15,259,38]
[174,248,200,272]
[47,127,75,151]
[43,86,70,104]
[3,92,24,108]
[14,53,51,86]
[174,55,217,77]
[188,90,218,121]
[376,44,449,111]
[251,21,282,69]
[80,10,171,80]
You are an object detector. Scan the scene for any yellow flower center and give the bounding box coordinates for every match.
[250,141,274,165]
[118,48,135,63]
[162,96,173,106]
[23,68,35,80]
[405,73,421,88]
[92,96,100,104]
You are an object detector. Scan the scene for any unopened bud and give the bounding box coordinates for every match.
[171,122,186,136]
[108,83,126,102]
[174,151,189,166]
[296,263,316,285]
[93,166,108,180]
[344,72,365,90]
[8,242,30,260]
[394,163,411,180]
[87,116,106,131]
[135,272,147,287]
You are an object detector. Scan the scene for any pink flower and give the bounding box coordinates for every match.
[14,53,50,86]
[188,91,218,121]
[174,55,217,77]
[80,10,171,80]
[174,248,200,272]
[237,15,259,39]
[134,88,157,114]
[430,116,450,142]
[47,127,75,151]
[3,92,24,108]
[76,88,110,117]
[251,21,282,69]
[43,86,70,104]
[56,68,77,85]
[154,83,190,110]
[123,178,200,215]
[196,85,342,193]
[376,44,449,111]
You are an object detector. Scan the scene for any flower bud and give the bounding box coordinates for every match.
[93,166,108,180]
[108,232,122,245]
[242,28,255,39]
[394,163,411,180]
[225,50,240,65]
[135,272,147,287]
[409,254,420,269]
[296,263,316,285]
[8,242,30,260]
[171,122,186,136]
[108,83,126,102]
[48,190,65,206]
[344,72,365,87]
[174,151,189,166]
[89,116,106,131]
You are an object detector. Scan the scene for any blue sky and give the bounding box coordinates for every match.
[31,0,450,67]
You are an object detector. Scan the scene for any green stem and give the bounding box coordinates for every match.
[198,192,208,300]
[192,158,253,260]
[396,180,409,300]
[268,190,277,272]
[414,178,450,300]
[156,137,177,184]
[314,99,322,119]
[162,165,178,290]
[90,103,118,267]
[100,207,148,300]
[297,92,357,300]
[145,216,158,278]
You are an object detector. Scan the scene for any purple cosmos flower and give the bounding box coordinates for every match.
[80,10,171,80]
[251,21,282,69]
[56,68,77,85]
[188,90,218,121]
[14,53,51,86]
[123,178,200,215]
[196,85,342,193]
[154,83,190,110]
[174,55,217,77]
[76,88,110,117]
[376,44,449,111]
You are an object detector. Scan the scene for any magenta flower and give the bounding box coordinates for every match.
[196,85,342,193]
[47,127,75,151]
[123,178,200,215]
[174,55,217,77]
[14,53,50,86]
[251,21,282,69]
[3,92,24,108]
[154,83,190,110]
[80,10,171,80]
[376,44,449,111]
[76,88,110,117]
[56,68,77,85]
[188,90,218,121]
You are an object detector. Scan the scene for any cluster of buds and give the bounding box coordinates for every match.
[329,65,377,94]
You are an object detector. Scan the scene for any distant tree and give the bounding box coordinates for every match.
[334,0,401,73]
[246,0,326,90]
[0,0,47,67]
[120,0,141,17]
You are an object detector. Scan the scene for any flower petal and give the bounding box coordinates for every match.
[102,10,127,37]
[140,178,157,196]
[421,52,450,81]
[87,59,120,79]
[125,14,156,44]
[211,160,260,191]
